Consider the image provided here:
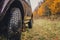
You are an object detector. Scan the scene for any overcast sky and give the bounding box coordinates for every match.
[30,0,43,12]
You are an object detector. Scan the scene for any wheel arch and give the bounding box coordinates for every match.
[7,0,24,24]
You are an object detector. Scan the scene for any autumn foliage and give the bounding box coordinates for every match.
[33,0,60,16]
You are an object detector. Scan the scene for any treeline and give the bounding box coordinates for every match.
[33,0,60,17]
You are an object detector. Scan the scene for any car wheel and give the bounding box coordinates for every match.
[28,19,33,29]
[7,8,22,40]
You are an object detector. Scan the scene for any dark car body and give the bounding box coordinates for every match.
[0,0,32,21]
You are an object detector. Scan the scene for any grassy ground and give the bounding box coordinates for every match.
[21,18,60,40]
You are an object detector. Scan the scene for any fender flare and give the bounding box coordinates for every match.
[3,0,24,15]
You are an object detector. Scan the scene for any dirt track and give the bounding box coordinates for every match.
[22,18,60,40]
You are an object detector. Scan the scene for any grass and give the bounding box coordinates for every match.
[21,17,60,40]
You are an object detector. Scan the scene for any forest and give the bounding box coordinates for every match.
[33,0,60,17]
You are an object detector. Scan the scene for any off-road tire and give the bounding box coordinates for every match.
[7,8,22,40]
[28,19,33,29]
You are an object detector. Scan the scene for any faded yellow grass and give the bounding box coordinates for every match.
[21,18,60,40]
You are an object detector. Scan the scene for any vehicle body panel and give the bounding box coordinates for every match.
[20,0,32,20]
[0,0,14,21]
[0,0,32,21]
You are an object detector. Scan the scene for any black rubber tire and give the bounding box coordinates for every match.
[7,8,22,40]
[28,19,33,29]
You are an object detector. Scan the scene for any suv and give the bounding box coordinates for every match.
[0,0,33,40]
